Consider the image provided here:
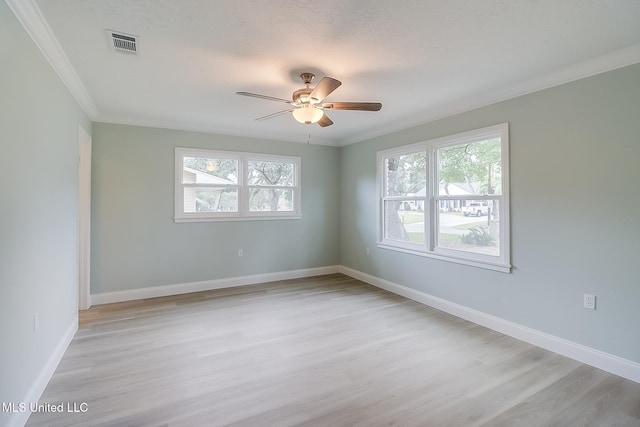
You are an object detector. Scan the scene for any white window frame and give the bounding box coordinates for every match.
[377,123,510,272]
[175,147,301,222]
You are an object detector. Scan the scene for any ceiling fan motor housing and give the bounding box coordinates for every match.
[293,73,322,105]
[292,88,314,105]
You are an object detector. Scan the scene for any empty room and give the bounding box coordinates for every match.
[2,1,640,426]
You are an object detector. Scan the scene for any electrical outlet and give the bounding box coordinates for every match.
[365,246,370,255]
[238,249,243,257]
[583,293,596,310]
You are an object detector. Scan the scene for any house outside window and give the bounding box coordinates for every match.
[175,148,301,222]
[377,123,510,272]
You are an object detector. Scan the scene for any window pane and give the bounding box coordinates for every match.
[437,200,500,257]
[384,200,425,244]
[184,187,238,213]
[248,161,294,186]
[183,157,238,184]
[249,188,294,212]
[385,151,426,197]
[437,138,501,196]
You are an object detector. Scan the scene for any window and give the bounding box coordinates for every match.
[175,148,301,222]
[378,123,510,272]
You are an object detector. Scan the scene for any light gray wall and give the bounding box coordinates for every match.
[0,1,92,422]
[340,63,640,363]
[91,123,340,294]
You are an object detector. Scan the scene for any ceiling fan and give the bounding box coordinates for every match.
[236,73,382,127]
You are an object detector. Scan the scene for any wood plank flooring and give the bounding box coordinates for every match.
[27,274,640,426]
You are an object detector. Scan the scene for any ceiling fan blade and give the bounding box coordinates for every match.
[317,114,333,127]
[237,92,293,104]
[255,109,295,121]
[309,77,342,103]
[322,102,382,111]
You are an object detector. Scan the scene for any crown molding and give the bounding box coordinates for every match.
[95,113,341,146]
[342,44,640,146]
[5,0,98,119]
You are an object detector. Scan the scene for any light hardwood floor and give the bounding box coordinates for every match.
[27,274,640,426]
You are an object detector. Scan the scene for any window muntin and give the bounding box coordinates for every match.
[175,148,300,222]
[378,124,510,272]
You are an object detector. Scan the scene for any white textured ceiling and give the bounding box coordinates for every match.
[22,0,640,145]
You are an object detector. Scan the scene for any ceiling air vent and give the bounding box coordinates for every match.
[107,30,139,55]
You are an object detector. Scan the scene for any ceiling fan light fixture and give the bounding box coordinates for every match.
[292,104,323,124]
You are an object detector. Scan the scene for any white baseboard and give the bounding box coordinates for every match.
[339,266,640,384]
[88,264,640,384]
[9,317,78,427]
[91,265,341,306]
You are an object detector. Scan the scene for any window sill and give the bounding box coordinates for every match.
[376,243,511,273]
[174,215,302,223]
